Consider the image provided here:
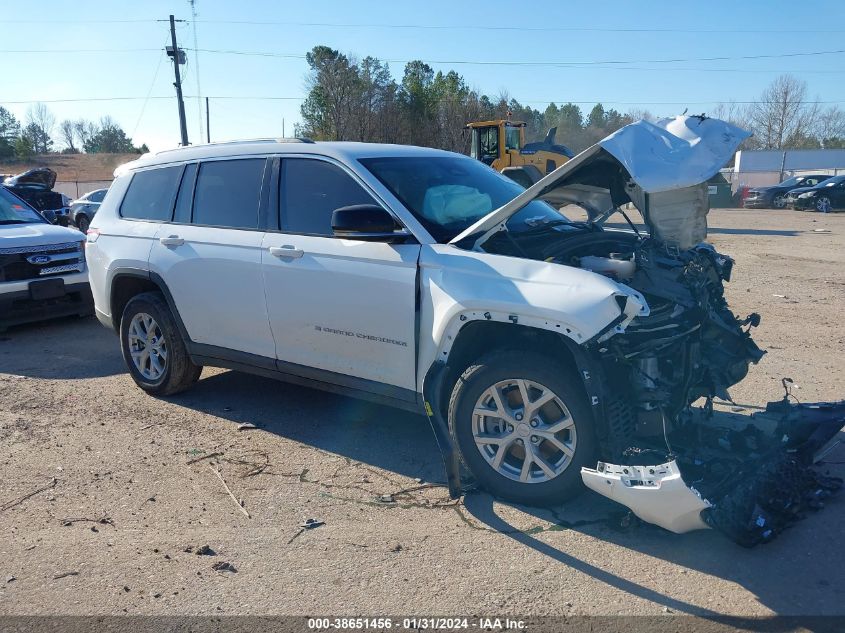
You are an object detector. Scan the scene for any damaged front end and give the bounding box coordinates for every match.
[452,115,843,545]
[583,399,844,546]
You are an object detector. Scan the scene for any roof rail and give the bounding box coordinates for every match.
[154,137,317,156]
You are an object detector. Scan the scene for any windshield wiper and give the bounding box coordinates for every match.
[0,219,35,225]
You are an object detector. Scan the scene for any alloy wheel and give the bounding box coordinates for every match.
[472,378,577,483]
[816,197,832,213]
[127,312,168,381]
[773,194,786,208]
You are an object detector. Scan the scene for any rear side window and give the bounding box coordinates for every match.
[89,189,107,203]
[120,166,182,221]
[192,159,265,229]
[280,158,375,236]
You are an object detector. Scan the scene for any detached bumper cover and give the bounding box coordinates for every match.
[581,460,711,533]
[582,399,844,545]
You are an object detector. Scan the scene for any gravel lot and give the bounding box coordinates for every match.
[1,208,843,617]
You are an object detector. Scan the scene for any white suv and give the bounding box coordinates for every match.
[87,117,801,515]
[0,186,92,331]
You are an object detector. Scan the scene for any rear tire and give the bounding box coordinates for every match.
[120,291,201,396]
[447,350,596,506]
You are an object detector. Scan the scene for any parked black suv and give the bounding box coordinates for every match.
[743,174,830,209]
[2,168,71,225]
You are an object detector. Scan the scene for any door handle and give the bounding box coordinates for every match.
[269,245,304,259]
[159,235,184,247]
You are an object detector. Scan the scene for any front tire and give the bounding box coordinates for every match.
[75,215,90,233]
[120,292,201,396]
[772,194,787,209]
[448,350,596,506]
[816,197,832,213]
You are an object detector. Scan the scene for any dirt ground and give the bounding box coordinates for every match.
[1,208,843,617]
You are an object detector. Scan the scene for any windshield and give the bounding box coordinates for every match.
[360,156,567,242]
[778,176,802,187]
[820,176,845,187]
[0,187,46,225]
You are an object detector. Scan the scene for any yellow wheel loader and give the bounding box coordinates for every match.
[466,119,574,188]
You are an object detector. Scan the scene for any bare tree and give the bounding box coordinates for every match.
[58,119,78,153]
[73,118,99,149]
[747,75,818,149]
[813,106,845,147]
[24,102,55,153]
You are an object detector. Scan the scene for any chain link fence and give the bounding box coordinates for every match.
[53,180,113,199]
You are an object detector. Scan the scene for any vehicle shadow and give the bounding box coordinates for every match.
[172,369,845,618]
[0,316,126,380]
[173,368,447,482]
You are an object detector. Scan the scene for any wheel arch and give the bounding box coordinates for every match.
[426,319,603,428]
[108,269,190,342]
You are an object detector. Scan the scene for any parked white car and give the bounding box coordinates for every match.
[86,117,842,544]
[0,186,92,331]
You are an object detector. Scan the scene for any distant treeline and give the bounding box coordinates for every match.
[297,45,845,154]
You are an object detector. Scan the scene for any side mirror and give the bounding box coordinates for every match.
[331,205,408,241]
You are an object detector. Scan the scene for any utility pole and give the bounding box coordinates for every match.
[188,0,203,142]
[206,97,210,143]
[167,14,189,146]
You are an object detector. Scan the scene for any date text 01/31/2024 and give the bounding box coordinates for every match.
[307,617,526,630]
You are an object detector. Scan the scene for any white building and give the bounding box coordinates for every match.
[732,148,845,190]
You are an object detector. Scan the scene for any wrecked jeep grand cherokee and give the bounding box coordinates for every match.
[89,116,841,546]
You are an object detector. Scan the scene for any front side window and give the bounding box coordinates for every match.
[0,187,45,224]
[120,166,183,221]
[478,127,499,163]
[88,189,107,203]
[192,159,265,229]
[280,158,376,236]
[361,156,566,242]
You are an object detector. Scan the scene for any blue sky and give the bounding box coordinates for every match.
[3,0,845,151]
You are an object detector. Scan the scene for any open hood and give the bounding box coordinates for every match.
[451,115,750,251]
[3,167,57,190]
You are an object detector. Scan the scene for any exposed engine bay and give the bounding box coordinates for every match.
[463,115,844,545]
[482,224,764,430]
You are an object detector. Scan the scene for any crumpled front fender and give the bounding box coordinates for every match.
[416,244,648,393]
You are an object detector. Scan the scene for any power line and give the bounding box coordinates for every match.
[187,46,845,67]
[4,46,845,67]
[2,19,162,24]
[4,95,845,106]
[0,48,160,53]
[131,42,169,139]
[192,19,845,35]
[4,17,845,35]
[0,96,176,104]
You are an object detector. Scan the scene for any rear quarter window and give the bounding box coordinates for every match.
[120,166,183,221]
